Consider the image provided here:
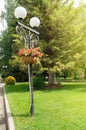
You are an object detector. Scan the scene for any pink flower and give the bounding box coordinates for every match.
[18,48,43,58]
[18,49,24,56]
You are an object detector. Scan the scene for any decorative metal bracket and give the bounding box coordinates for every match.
[16,21,39,48]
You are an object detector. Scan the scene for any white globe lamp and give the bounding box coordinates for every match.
[14,6,27,19]
[30,17,40,27]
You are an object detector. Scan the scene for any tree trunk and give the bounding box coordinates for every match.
[48,72,57,87]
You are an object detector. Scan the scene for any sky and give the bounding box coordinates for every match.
[0,0,6,32]
[74,0,86,7]
[0,0,5,13]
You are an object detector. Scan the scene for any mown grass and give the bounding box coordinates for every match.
[5,82,86,130]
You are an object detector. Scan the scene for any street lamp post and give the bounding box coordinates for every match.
[14,6,40,116]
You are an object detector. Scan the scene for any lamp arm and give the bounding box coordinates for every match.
[16,21,39,35]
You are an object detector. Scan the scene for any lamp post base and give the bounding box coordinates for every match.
[30,105,34,116]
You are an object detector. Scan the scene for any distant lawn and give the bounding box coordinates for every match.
[5,82,86,130]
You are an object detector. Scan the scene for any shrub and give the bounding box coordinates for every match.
[5,76,16,85]
[33,76,45,90]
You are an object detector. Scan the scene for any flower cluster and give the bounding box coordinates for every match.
[18,47,43,58]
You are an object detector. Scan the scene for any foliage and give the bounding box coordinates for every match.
[1,0,86,83]
[9,57,28,82]
[0,0,17,72]
[5,76,16,85]
[33,76,45,90]
[39,1,86,83]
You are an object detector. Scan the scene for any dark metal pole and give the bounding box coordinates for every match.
[27,31,34,116]
[28,64,34,116]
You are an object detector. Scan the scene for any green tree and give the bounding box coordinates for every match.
[0,0,16,70]
[1,0,86,85]
[38,1,86,85]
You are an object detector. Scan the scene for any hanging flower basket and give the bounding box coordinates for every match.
[18,47,43,65]
[20,56,39,65]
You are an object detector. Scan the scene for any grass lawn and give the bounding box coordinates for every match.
[5,82,86,130]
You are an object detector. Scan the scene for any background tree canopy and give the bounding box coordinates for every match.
[0,0,86,85]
